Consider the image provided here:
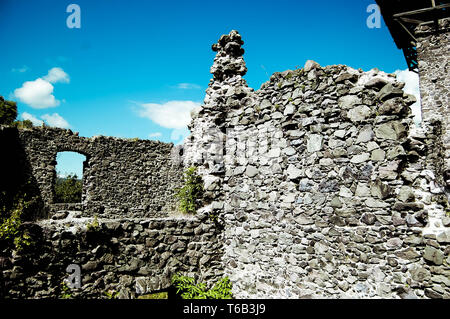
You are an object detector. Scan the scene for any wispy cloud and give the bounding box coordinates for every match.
[41,113,70,128]
[175,83,201,90]
[43,67,70,84]
[395,69,421,123]
[20,112,70,129]
[135,100,199,144]
[21,112,43,126]
[13,67,69,109]
[11,65,29,73]
[148,132,162,139]
[136,100,199,130]
[261,64,269,77]
[170,128,190,145]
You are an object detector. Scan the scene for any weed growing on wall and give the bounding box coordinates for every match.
[171,273,232,299]
[60,281,72,299]
[86,215,100,231]
[176,167,203,214]
[0,193,34,251]
[103,290,120,299]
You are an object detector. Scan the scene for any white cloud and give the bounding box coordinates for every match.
[11,65,29,73]
[176,83,201,90]
[14,78,60,109]
[137,100,200,129]
[43,67,70,84]
[13,67,69,109]
[148,132,162,139]
[41,113,70,128]
[170,128,190,145]
[21,112,43,126]
[395,69,422,123]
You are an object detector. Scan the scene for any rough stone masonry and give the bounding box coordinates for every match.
[183,29,450,298]
[1,27,449,299]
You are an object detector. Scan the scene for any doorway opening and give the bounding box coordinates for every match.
[54,151,87,203]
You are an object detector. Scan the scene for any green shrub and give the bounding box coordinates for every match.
[12,119,33,129]
[0,97,18,125]
[171,274,232,299]
[54,174,82,203]
[0,195,33,251]
[176,167,203,214]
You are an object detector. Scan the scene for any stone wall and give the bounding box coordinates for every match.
[0,125,224,299]
[183,30,450,299]
[0,212,223,298]
[1,28,449,299]
[0,126,183,219]
[416,18,450,188]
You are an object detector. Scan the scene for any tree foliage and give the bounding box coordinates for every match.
[0,96,18,125]
[0,95,34,128]
[54,174,82,203]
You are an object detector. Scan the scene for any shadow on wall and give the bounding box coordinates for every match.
[0,127,46,221]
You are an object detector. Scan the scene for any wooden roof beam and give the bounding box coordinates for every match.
[393,3,450,18]
[394,18,418,42]
[399,17,425,24]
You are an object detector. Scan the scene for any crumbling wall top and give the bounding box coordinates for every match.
[210,30,247,82]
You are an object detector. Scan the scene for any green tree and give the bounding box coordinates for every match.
[54,174,82,203]
[0,96,18,125]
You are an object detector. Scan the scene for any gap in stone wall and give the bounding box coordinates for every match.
[53,151,87,204]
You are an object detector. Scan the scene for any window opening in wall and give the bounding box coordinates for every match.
[54,151,87,203]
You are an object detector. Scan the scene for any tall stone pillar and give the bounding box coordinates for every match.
[182,30,253,214]
[416,18,450,188]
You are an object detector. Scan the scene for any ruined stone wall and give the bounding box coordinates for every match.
[0,126,224,299]
[0,126,182,218]
[416,18,450,187]
[0,212,223,298]
[1,29,449,299]
[183,31,450,299]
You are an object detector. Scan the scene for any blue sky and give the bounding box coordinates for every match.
[0,0,418,177]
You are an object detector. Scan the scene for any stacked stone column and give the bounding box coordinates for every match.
[416,18,450,188]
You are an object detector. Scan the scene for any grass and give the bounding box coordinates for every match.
[137,292,168,299]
